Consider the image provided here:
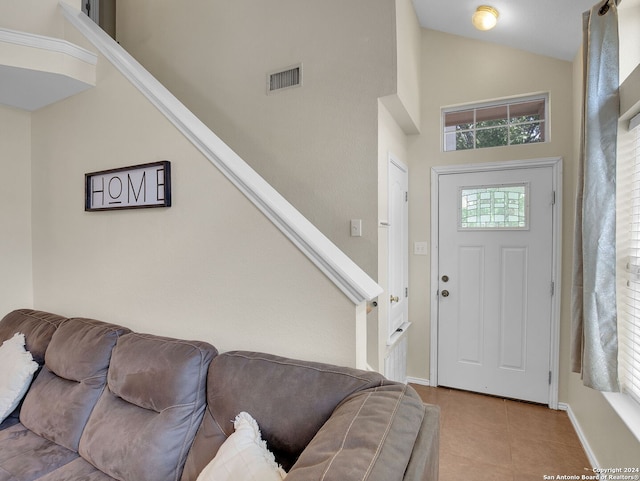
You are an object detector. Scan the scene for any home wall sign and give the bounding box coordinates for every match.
[85,161,171,211]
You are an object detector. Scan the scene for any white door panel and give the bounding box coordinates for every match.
[438,166,553,403]
[388,157,408,337]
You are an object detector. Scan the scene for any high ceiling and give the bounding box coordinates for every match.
[412,0,636,61]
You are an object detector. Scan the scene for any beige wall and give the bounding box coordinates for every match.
[620,0,640,81]
[29,24,360,367]
[98,0,116,39]
[0,0,79,37]
[394,0,421,130]
[407,31,575,396]
[381,0,422,134]
[0,106,33,315]
[116,0,398,280]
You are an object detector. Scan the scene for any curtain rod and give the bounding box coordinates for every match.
[599,0,622,16]
[599,0,611,16]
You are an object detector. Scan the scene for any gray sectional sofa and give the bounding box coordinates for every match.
[0,309,439,481]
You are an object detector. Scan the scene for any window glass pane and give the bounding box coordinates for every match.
[476,126,508,149]
[510,99,545,124]
[444,109,474,130]
[445,130,475,151]
[476,105,508,127]
[459,184,528,229]
[510,122,544,145]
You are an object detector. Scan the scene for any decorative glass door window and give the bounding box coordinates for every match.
[459,184,529,230]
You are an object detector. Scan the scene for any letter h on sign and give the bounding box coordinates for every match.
[85,161,171,211]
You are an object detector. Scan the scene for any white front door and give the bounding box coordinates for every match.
[437,164,555,404]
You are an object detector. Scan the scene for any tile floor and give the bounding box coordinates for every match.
[411,384,593,481]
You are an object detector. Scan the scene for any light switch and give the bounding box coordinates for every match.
[414,241,428,256]
[351,219,362,237]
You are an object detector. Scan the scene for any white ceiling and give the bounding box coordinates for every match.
[0,65,94,111]
[412,0,635,61]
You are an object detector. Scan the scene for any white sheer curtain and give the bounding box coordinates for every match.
[571,0,621,392]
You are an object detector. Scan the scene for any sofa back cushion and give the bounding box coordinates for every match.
[181,351,389,481]
[0,309,67,365]
[19,317,130,451]
[79,333,217,481]
[0,309,67,429]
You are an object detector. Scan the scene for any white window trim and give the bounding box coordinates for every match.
[602,392,640,442]
[441,93,550,153]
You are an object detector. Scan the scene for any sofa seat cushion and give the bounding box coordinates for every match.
[285,384,426,481]
[37,458,117,481]
[0,423,78,481]
[181,351,389,481]
[79,333,217,481]
[19,318,130,452]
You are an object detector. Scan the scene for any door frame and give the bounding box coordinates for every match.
[430,157,562,408]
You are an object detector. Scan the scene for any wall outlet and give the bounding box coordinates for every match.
[351,219,362,237]
[414,241,428,256]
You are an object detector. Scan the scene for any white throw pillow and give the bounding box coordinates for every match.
[0,332,39,423]
[196,412,286,481]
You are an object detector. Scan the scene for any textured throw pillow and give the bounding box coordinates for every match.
[0,333,39,423]
[196,412,286,481]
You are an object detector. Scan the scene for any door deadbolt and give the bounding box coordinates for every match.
[441,290,450,298]
[442,275,449,282]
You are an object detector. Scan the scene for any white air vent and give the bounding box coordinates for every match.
[267,64,302,94]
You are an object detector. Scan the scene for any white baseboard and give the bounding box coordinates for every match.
[406,376,430,386]
[560,402,599,469]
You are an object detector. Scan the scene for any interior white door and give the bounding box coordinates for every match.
[82,0,99,23]
[388,156,409,339]
[437,166,554,403]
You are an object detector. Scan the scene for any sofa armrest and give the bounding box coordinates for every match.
[403,404,440,481]
[285,384,427,481]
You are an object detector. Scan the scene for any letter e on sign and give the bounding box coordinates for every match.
[85,161,171,211]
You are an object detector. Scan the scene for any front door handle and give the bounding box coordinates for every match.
[441,290,450,298]
[390,295,400,303]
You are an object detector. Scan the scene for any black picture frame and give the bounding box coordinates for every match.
[85,161,171,212]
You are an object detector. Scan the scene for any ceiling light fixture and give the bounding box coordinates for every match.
[472,5,499,31]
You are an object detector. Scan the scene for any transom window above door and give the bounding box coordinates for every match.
[442,94,549,152]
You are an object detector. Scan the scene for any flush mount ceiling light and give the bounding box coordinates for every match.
[472,5,499,31]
